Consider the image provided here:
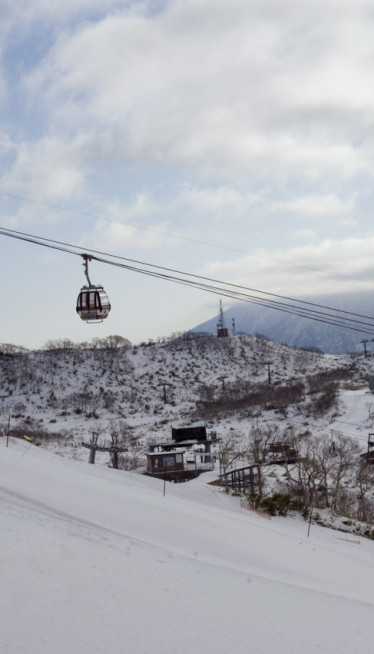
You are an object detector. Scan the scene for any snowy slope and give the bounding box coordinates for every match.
[2,437,374,654]
[1,333,367,452]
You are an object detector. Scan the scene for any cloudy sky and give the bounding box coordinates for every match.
[1,0,374,348]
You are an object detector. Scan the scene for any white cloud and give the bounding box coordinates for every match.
[270,194,355,219]
[104,194,157,222]
[1,136,88,201]
[203,236,374,298]
[0,130,14,158]
[0,41,8,108]
[176,185,259,217]
[20,0,374,182]
[91,218,172,252]
[292,228,317,242]
[2,0,127,29]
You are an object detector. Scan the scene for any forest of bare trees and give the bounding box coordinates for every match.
[218,425,374,532]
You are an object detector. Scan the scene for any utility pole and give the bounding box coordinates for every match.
[361,339,369,358]
[0,394,10,447]
[361,339,374,358]
[159,382,170,404]
[86,432,99,464]
[307,484,315,537]
[263,361,273,384]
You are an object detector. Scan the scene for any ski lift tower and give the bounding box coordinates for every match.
[217,299,229,338]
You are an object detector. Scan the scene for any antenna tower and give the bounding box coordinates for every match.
[217,299,229,338]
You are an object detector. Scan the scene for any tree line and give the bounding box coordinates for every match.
[219,424,374,527]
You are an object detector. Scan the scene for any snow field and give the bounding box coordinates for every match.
[2,438,374,654]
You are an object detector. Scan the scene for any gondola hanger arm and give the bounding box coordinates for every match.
[82,253,92,286]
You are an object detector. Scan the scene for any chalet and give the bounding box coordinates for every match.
[146,425,217,482]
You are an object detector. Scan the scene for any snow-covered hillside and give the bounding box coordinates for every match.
[1,332,369,454]
[2,332,374,525]
[2,437,374,654]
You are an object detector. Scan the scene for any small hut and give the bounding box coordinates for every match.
[146,424,217,482]
[146,451,185,476]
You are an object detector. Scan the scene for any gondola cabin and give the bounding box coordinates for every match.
[76,285,111,323]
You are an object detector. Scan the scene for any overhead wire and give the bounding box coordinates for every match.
[3,226,374,322]
[98,257,374,334]
[1,225,374,336]
[0,189,371,286]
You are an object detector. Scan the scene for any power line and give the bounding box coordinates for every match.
[1,225,374,336]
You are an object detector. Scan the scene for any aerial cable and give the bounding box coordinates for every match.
[2,225,374,324]
[101,255,374,331]
[94,257,374,331]
[94,259,374,334]
[1,225,374,333]
[1,226,374,334]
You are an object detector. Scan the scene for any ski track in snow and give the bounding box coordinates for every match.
[2,453,374,605]
[2,440,374,654]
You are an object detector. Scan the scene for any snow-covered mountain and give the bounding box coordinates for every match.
[191,291,374,354]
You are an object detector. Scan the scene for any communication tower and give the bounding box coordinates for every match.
[217,299,229,338]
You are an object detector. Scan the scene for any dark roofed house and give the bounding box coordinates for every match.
[145,425,216,482]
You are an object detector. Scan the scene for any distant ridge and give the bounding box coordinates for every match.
[189,291,374,354]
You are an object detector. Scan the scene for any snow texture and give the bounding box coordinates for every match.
[2,436,374,654]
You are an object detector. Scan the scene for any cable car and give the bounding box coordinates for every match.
[76,254,111,323]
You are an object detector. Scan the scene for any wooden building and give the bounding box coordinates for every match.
[146,425,216,482]
[147,451,185,476]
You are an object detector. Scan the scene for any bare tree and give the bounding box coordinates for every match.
[328,434,360,512]
[119,438,145,471]
[246,424,280,496]
[218,431,246,492]
[281,430,321,510]
[108,420,129,469]
[356,459,374,523]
